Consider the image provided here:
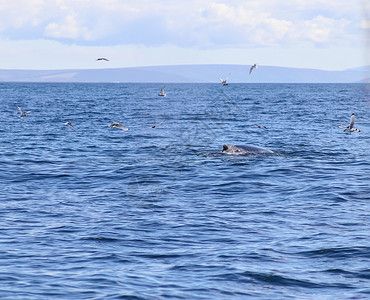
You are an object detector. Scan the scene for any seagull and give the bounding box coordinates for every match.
[17,106,31,118]
[219,74,230,86]
[96,57,109,61]
[64,122,75,130]
[339,113,360,133]
[249,63,258,75]
[109,122,129,131]
[250,124,267,129]
[158,86,166,97]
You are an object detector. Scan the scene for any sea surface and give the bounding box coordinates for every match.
[0,82,369,299]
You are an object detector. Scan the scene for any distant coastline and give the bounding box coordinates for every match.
[0,64,368,83]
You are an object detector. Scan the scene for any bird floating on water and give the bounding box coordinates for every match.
[249,63,258,75]
[96,57,109,61]
[158,86,166,97]
[220,74,230,86]
[64,122,75,130]
[17,106,31,118]
[250,124,267,129]
[339,113,360,133]
[146,120,166,129]
[109,122,129,131]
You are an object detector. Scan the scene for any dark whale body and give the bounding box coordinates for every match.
[222,144,273,155]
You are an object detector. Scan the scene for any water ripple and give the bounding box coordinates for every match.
[0,83,369,299]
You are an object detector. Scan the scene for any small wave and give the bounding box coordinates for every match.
[214,270,344,289]
[299,246,370,259]
[358,269,370,280]
[81,236,121,243]
[135,253,194,260]
[325,268,370,280]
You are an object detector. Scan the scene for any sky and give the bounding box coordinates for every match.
[0,0,369,71]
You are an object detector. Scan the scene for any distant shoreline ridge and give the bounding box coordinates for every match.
[0,64,369,83]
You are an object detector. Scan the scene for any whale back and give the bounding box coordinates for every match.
[222,144,273,155]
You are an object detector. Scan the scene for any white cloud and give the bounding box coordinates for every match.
[0,0,367,70]
[201,3,267,26]
[0,0,43,29]
[361,20,370,29]
[44,14,93,40]
[289,16,352,44]
[0,0,364,47]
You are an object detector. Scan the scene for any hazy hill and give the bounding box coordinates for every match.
[0,64,368,83]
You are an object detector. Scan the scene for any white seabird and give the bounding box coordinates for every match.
[109,122,129,131]
[64,122,75,130]
[158,86,166,97]
[17,106,31,118]
[96,57,109,61]
[339,113,360,133]
[220,73,230,86]
[249,63,258,75]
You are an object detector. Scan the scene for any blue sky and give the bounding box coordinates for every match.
[0,0,369,70]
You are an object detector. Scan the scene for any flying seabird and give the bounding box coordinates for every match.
[96,57,109,61]
[158,86,166,97]
[109,122,129,131]
[220,73,230,86]
[250,124,267,129]
[249,63,258,75]
[339,113,360,133]
[64,122,75,130]
[17,106,31,118]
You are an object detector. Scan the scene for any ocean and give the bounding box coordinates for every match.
[0,82,369,299]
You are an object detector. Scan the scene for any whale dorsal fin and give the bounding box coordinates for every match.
[223,145,228,151]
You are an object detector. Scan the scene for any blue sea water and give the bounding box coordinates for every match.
[0,82,369,299]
